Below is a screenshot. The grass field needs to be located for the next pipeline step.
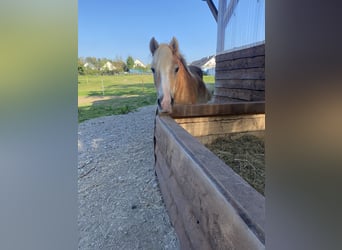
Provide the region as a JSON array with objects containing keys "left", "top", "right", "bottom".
[{"left": 78, "top": 74, "right": 215, "bottom": 123}]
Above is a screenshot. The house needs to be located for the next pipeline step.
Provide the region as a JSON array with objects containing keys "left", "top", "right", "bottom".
[
  {"left": 134, "top": 59, "right": 145, "bottom": 68},
  {"left": 101, "top": 61, "right": 116, "bottom": 71},
  {"left": 83, "top": 62, "right": 96, "bottom": 70},
  {"left": 190, "top": 55, "right": 216, "bottom": 75}
]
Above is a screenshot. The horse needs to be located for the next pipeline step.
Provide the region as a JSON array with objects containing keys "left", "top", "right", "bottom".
[{"left": 149, "top": 37, "right": 212, "bottom": 113}]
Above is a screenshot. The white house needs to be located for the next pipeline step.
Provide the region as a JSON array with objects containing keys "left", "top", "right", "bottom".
[
  {"left": 134, "top": 59, "right": 145, "bottom": 68},
  {"left": 190, "top": 55, "right": 216, "bottom": 75},
  {"left": 101, "top": 61, "right": 116, "bottom": 71},
  {"left": 83, "top": 62, "right": 96, "bottom": 70}
]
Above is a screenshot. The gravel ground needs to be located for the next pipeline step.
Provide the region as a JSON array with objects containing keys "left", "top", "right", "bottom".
[{"left": 78, "top": 105, "right": 180, "bottom": 250}]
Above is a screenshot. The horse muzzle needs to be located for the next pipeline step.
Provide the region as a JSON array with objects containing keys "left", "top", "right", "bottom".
[{"left": 157, "top": 96, "right": 174, "bottom": 114}]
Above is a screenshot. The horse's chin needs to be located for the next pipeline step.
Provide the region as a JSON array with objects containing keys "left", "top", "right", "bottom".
[
  {"left": 158, "top": 98, "right": 173, "bottom": 114},
  {"left": 158, "top": 105, "right": 173, "bottom": 114}
]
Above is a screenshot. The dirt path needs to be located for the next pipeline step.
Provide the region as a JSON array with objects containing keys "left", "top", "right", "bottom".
[
  {"left": 78, "top": 95, "right": 139, "bottom": 106},
  {"left": 78, "top": 105, "right": 179, "bottom": 249}
]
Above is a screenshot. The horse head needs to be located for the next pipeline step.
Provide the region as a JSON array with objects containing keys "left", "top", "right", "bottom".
[
  {"left": 150, "top": 37, "right": 182, "bottom": 113},
  {"left": 150, "top": 37, "right": 211, "bottom": 113}
]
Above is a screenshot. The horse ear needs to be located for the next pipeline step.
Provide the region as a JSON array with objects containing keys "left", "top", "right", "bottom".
[
  {"left": 169, "top": 37, "right": 179, "bottom": 54},
  {"left": 150, "top": 37, "right": 159, "bottom": 55}
]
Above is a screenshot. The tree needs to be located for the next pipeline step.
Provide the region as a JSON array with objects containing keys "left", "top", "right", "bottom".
[
  {"left": 126, "top": 56, "right": 134, "bottom": 70},
  {"left": 78, "top": 65, "right": 85, "bottom": 75},
  {"left": 112, "top": 59, "right": 127, "bottom": 73},
  {"left": 85, "top": 57, "right": 97, "bottom": 66},
  {"left": 78, "top": 58, "right": 85, "bottom": 75}
]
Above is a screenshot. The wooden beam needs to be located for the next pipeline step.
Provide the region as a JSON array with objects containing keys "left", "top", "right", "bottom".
[
  {"left": 203, "top": 0, "right": 218, "bottom": 22},
  {"left": 215, "top": 68, "right": 265, "bottom": 80},
  {"left": 154, "top": 115, "right": 265, "bottom": 248},
  {"left": 169, "top": 102, "right": 265, "bottom": 118},
  {"left": 213, "top": 95, "right": 245, "bottom": 103},
  {"left": 215, "top": 79, "right": 265, "bottom": 90},
  {"left": 215, "top": 55, "right": 265, "bottom": 71},
  {"left": 216, "top": 0, "right": 226, "bottom": 53},
  {"left": 216, "top": 44, "right": 265, "bottom": 62},
  {"left": 175, "top": 114, "right": 265, "bottom": 138},
  {"left": 214, "top": 88, "right": 265, "bottom": 101}
]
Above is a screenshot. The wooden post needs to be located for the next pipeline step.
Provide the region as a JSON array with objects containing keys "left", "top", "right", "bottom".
[
  {"left": 216, "top": 0, "right": 227, "bottom": 53},
  {"left": 101, "top": 79, "right": 104, "bottom": 96},
  {"left": 141, "top": 78, "right": 144, "bottom": 92}
]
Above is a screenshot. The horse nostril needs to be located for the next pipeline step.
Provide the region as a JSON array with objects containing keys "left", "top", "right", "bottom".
[
  {"left": 157, "top": 98, "right": 162, "bottom": 108},
  {"left": 171, "top": 97, "right": 174, "bottom": 105}
]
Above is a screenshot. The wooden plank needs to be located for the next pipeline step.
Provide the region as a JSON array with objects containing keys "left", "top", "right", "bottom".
[
  {"left": 175, "top": 114, "right": 265, "bottom": 138},
  {"left": 215, "top": 68, "right": 265, "bottom": 80},
  {"left": 214, "top": 44, "right": 265, "bottom": 102},
  {"left": 216, "top": 55, "right": 265, "bottom": 71},
  {"left": 212, "top": 95, "right": 243, "bottom": 103},
  {"left": 170, "top": 102, "right": 265, "bottom": 118},
  {"left": 214, "top": 88, "right": 265, "bottom": 101},
  {"left": 154, "top": 115, "right": 265, "bottom": 249},
  {"left": 215, "top": 79, "right": 265, "bottom": 90},
  {"left": 154, "top": 147, "right": 212, "bottom": 250},
  {"left": 216, "top": 44, "right": 265, "bottom": 62},
  {"left": 213, "top": 93, "right": 264, "bottom": 102}
]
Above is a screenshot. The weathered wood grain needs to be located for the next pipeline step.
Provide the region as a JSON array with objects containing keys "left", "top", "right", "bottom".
[
  {"left": 213, "top": 43, "right": 265, "bottom": 103},
  {"left": 216, "top": 44, "right": 265, "bottom": 62},
  {"left": 170, "top": 102, "right": 265, "bottom": 118},
  {"left": 214, "top": 88, "right": 265, "bottom": 101},
  {"left": 154, "top": 146, "right": 212, "bottom": 250},
  {"left": 154, "top": 115, "right": 265, "bottom": 249},
  {"left": 215, "top": 79, "right": 265, "bottom": 90},
  {"left": 175, "top": 114, "right": 265, "bottom": 138},
  {"left": 215, "top": 55, "right": 265, "bottom": 71},
  {"left": 212, "top": 95, "right": 243, "bottom": 102},
  {"left": 215, "top": 68, "right": 265, "bottom": 80}
]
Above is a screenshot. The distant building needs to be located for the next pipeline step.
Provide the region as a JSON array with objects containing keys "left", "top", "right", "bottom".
[
  {"left": 83, "top": 62, "right": 96, "bottom": 70},
  {"left": 190, "top": 55, "right": 216, "bottom": 76},
  {"left": 101, "top": 61, "right": 116, "bottom": 71},
  {"left": 134, "top": 59, "right": 145, "bottom": 68}
]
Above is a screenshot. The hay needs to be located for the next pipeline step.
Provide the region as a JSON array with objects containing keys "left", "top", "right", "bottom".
[{"left": 205, "top": 134, "right": 265, "bottom": 195}]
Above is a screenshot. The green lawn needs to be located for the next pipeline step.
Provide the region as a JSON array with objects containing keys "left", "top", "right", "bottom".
[{"left": 78, "top": 74, "right": 215, "bottom": 123}]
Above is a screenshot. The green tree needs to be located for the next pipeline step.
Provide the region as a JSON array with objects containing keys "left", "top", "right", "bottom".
[
  {"left": 78, "top": 65, "right": 85, "bottom": 75},
  {"left": 85, "top": 57, "right": 97, "bottom": 66},
  {"left": 112, "top": 59, "right": 127, "bottom": 73},
  {"left": 78, "top": 58, "right": 85, "bottom": 75},
  {"left": 126, "top": 56, "right": 134, "bottom": 70}
]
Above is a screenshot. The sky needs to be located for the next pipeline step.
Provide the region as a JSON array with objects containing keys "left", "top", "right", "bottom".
[{"left": 78, "top": 0, "right": 218, "bottom": 65}]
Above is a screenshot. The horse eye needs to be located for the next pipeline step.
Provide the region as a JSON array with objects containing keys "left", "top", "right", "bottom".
[
  {"left": 151, "top": 67, "right": 155, "bottom": 73},
  {"left": 175, "top": 67, "right": 179, "bottom": 73}
]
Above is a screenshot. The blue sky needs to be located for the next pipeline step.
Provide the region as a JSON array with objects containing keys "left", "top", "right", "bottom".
[{"left": 78, "top": 0, "right": 218, "bottom": 65}]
